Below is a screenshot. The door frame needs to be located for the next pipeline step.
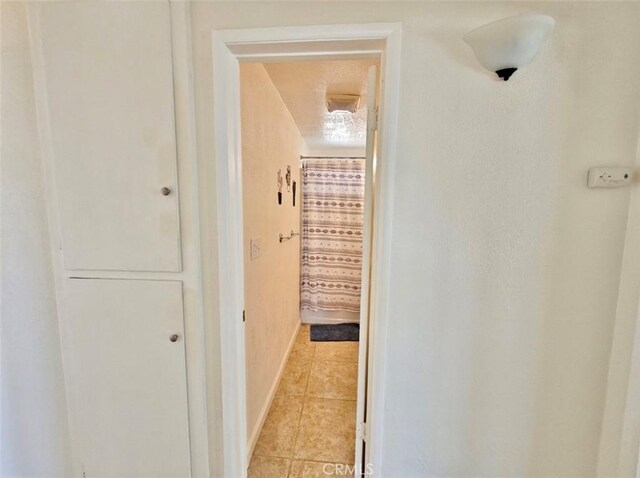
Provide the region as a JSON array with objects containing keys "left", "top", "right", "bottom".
[{"left": 210, "top": 23, "right": 401, "bottom": 477}]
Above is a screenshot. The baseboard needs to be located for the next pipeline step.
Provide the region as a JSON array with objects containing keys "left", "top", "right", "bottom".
[{"left": 246, "top": 321, "right": 300, "bottom": 461}]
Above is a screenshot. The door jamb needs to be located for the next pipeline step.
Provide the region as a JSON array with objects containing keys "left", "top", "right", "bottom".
[{"left": 210, "top": 23, "right": 401, "bottom": 477}]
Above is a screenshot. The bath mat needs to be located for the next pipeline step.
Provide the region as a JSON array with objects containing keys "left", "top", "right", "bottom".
[{"left": 310, "top": 323, "right": 359, "bottom": 342}]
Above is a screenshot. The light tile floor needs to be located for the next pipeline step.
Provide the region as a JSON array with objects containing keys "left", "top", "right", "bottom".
[{"left": 249, "top": 324, "right": 359, "bottom": 478}]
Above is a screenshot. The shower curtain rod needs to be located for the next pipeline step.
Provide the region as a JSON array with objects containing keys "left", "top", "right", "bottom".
[{"left": 300, "top": 155, "right": 365, "bottom": 159}]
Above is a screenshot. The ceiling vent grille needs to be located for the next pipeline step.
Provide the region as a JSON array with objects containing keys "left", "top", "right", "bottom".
[{"left": 326, "top": 94, "right": 361, "bottom": 113}]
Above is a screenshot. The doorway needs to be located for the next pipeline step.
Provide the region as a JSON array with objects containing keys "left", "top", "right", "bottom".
[
  {"left": 241, "top": 58, "right": 375, "bottom": 476},
  {"left": 211, "top": 24, "right": 401, "bottom": 477}
]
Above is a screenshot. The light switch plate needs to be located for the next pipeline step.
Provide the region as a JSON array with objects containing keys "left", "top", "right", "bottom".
[
  {"left": 588, "top": 167, "right": 633, "bottom": 188},
  {"left": 250, "top": 237, "right": 262, "bottom": 260}
]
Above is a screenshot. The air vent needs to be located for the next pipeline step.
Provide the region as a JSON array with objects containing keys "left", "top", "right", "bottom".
[{"left": 326, "top": 94, "right": 360, "bottom": 114}]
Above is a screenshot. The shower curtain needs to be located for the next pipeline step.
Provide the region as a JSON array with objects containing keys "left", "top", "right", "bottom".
[{"left": 301, "top": 157, "right": 365, "bottom": 314}]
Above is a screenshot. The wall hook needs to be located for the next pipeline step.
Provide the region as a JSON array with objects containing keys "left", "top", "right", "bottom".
[{"left": 286, "top": 165, "right": 292, "bottom": 192}]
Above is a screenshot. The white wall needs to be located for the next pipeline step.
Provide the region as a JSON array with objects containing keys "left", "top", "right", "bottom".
[
  {"left": 598, "top": 134, "right": 640, "bottom": 475},
  {"left": 191, "top": 3, "right": 640, "bottom": 477},
  {"left": 240, "top": 63, "right": 305, "bottom": 449},
  {"left": 1, "top": 3, "right": 72, "bottom": 476}
]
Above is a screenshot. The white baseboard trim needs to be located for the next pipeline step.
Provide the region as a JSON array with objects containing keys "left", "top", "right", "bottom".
[{"left": 246, "top": 321, "right": 300, "bottom": 461}]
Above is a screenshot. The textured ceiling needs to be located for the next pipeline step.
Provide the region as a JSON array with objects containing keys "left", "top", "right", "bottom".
[{"left": 263, "top": 58, "right": 379, "bottom": 152}]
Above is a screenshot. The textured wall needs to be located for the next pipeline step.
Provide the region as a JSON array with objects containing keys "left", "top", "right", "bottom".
[
  {"left": 1, "top": 3, "right": 72, "bottom": 476},
  {"left": 240, "top": 63, "right": 305, "bottom": 450},
  {"left": 191, "top": 2, "right": 640, "bottom": 476}
]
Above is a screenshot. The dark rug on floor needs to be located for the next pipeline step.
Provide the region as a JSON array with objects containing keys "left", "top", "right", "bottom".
[{"left": 310, "top": 323, "right": 359, "bottom": 342}]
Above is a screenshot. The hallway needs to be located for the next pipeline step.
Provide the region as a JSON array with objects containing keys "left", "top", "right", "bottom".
[{"left": 248, "top": 325, "right": 359, "bottom": 477}]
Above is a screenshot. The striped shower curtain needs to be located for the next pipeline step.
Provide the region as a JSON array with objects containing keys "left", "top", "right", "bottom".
[{"left": 300, "top": 157, "right": 365, "bottom": 313}]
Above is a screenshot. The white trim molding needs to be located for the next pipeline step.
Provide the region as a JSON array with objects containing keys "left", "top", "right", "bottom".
[{"left": 209, "top": 23, "right": 401, "bottom": 477}]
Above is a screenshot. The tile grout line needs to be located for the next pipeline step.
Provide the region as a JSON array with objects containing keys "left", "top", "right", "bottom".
[
  {"left": 290, "top": 333, "right": 316, "bottom": 465},
  {"left": 295, "top": 458, "right": 355, "bottom": 466},
  {"left": 311, "top": 339, "right": 359, "bottom": 466},
  {"left": 252, "top": 452, "right": 293, "bottom": 459},
  {"left": 306, "top": 342, "right": 359, "bottom": 402},
  {"left": 304, "top": 396, "right": 358, "bottom": 403},
  {"left": 251, "top": 328, "right": 312, "bottom": 475},
  {"left": 251, "top": 329, "right": 360, "bottom": 476},
  {"left": 286, "top": 457, "right": 292, "bottom": 478},
  {"left": 313, "top": 358, "right": 359, "bottom": 364}
]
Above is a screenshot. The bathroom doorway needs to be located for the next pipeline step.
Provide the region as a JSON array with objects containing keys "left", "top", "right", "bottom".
[
  {"left": 210, "top": 24, "right": 401, "bottom": 477},
  {"left": 240, "top": 58, "right": 376, "bottom": 476}
]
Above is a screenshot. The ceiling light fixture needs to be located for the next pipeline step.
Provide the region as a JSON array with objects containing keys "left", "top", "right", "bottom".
[
  {"left": 463, "top": 13, "right": 555, "bottom": 81},
  {"left": 326, "top": 94, "right": 360, "bottom": 113}
]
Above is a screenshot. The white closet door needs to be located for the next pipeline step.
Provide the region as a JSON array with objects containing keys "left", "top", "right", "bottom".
[
  {"left": 63, "top": 279, "right": 191, "bottom": 478},
  {"left": 38, "top": 2, "right": 181, "bottom": 272}
]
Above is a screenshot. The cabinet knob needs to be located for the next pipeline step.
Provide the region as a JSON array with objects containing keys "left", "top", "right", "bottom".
[
  {"left": 161, "top": 187, "right": 172, "bottom": 196},
  {"left": 169, "top": 334, "right": 179, "bottom": 343}
]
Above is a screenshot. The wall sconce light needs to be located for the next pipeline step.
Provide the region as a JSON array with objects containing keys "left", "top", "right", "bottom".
[{"left": 463, "top": 13, "right": 555, "bottom": 81}]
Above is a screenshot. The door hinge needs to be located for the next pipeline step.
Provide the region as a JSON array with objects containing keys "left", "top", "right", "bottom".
[
  {"left": 368, "top": 107, "right": 379, "bottom": 133},
  {"left": 357, "top": 421, "right": 367, "bottom": 442},
  {"left": 242, "top": 310, "right": 246, "bottom": 322}
]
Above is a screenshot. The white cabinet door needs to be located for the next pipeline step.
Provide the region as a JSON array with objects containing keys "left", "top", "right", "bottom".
[
  {"left": 38, "top": 2, "right": 181, "bottom": 272},
  {"left": 63, "top": 279, "right": 191, "bottom": 478}
]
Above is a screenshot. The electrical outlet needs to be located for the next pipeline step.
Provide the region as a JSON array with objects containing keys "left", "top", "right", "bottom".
[{"left": 250, "top": 237, "right": 262, "bottom": 260}]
